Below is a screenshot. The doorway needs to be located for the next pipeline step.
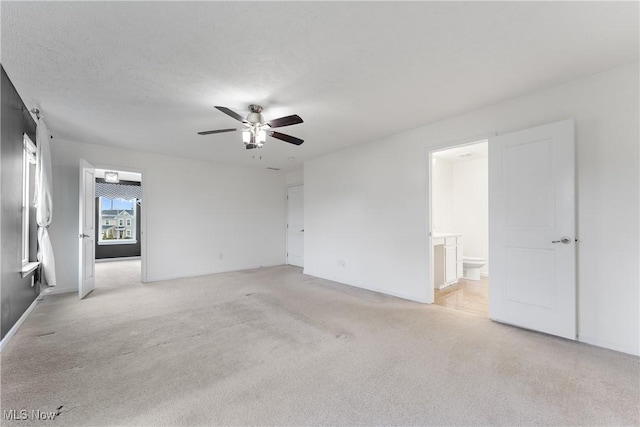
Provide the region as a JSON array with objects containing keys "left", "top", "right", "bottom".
[
  {"left": 94, "top": 168, "right": 143, "bottom": 289},
  {"left": 79, "top": 161, "right": 145, "bottom": 298},
  {"left": 430, "top": 140, "right": 489, "bottom": 317},
  {"left": 427, "top": 119, "right": 577, "bottom": 341}
]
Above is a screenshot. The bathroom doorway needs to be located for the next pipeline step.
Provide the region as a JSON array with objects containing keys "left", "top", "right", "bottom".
[{"left": 429, "top": 140, "right": 488, "bottom": 317}]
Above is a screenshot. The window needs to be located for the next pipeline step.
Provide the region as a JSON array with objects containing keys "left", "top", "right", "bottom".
[
  {"left": 22, "top": 135, "right": 36, "bottom": 266},
  {"left": 98, "top": 197, "right": 137, "bottom": 244}
]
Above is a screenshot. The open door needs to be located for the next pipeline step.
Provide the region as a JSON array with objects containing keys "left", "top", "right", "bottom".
[
  {"left": 287, "top": 185, "right": 304, "bottom": 267},
  {"left": 489, "top": 119, "right": 576, "bottom": 339},
  {"left": 79, "top": 159, "right": 95, "bottom": 299}
]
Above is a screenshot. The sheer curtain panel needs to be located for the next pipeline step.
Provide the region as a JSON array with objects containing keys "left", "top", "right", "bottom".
[{"left": 35, "top": 119, "right": 57, "bottom": 287}]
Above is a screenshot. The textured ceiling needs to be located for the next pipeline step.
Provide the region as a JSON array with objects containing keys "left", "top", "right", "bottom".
[{"left": 2, "top": 2, "right": 638, "bottom": 171}]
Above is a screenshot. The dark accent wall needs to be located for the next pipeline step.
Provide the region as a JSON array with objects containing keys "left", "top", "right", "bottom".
[
  {"left": 94, "top": 178, "right": 142, "bottom": 259},
  {"left": 1, "top": 66, "right": 39, "bottom": 340}
]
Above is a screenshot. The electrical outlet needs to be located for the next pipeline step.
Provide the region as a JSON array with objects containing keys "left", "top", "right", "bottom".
[
  {"left": 219, "top": 252, "right": 224, "bottom": 260},
  {"left": 338, "top": 259, "right": 346, "bottom": 267}
]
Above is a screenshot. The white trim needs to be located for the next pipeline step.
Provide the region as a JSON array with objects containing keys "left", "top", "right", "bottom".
[
  {"left": 578, "top": 334, "right": 639, "bottom": 357},
  {"left": 0, "top": 297, "right": 38, "bottom": 352},
  {"left": 97, "top": 240, "right": 137, "bottom": 246},
  {"left": 21, "top": 261, "right": 40, "bottom": 278},
  {"left": 43, "top": 286, "right": 75, "bottom": 295},
  {"left": 145, "top": 263, "right": 284, "bottom": 283},
  {"left": 95, "top": 256, "right": 141, "bottom": 263},
  {"left": 426, "top": 133, "right": 496, "bottom": 304},
  {"left": 426, "top": 149, "right": 435, "bottom": 304},
  {"left": 303, "top": 270, "right": 430, "bottom": 304},
  {"left": 22, "top": 134, "right": 36, "bottom": 267},
  {"left": 286, "top": 185, "right": 304, "bottom": 267}
]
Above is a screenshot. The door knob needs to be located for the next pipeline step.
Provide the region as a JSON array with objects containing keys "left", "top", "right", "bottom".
[
  {"left": 78, "top": 233, "right": 90, "bottom": 238},
  {"left": 551, "top": 236, "right": 571, "bottom": 244}
]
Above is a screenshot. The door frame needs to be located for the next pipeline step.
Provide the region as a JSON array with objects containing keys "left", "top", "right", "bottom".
[
  {"left": 79, "top": 159, "right": 96, "bottom": 299},
  {"left": 426, "top": 133, "right": 496, "bottom": 304},
  {"left": 286, "top": 184, "right": 304, "bottom": 267},
  {"left": 81, "top": 162, "right": 148, "bottom": 284}
]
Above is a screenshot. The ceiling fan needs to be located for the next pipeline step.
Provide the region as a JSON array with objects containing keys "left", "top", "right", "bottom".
[{"left": 198, "top": 104, "right": 304, "bottom": 149}]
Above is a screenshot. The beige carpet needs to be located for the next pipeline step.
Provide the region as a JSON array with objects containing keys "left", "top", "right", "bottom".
[{"left": 1, "top": 261, "right": 638, "bottom": 426}]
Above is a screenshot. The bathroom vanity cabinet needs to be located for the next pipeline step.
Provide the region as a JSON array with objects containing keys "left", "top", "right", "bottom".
[{"left": 432, "top": 233, "right": 463, "bottom": 289}]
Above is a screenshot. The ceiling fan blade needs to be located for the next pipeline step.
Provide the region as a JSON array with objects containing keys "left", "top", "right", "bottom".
[
  {"left": 268, "top": 131, "right": 304, "bottom": 145},
  {"left": 265, "top": 114, "right": 303, "bottom": 129},
  {"left": 197, "top": 128, "right": 239, "bottom": 135},
  {"left": 215, "top": 106, "right": 248, "bottom": 124}
]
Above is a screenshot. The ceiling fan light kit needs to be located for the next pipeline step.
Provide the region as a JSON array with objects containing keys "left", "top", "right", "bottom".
[{"left": 198, "top": 104, "right": 304, "bottom": 149}]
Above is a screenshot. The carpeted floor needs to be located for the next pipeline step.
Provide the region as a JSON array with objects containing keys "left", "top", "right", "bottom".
[{"left": 1, "top": 261, "right": 638, "bottom": 426}]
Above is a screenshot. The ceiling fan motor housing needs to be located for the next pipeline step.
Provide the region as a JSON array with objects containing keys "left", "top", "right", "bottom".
[{"left": 247, "top": 104, "right": 264, "bottom": 124}]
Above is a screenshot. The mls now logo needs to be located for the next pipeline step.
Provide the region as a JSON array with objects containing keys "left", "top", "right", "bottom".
[{"left": 4, "top": 408, "right": 61, "bottom": 421}]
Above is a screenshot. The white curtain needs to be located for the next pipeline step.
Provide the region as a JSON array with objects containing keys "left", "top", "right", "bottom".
[{"left": 35, "top": 119, "right": 57, "bottom": 287}]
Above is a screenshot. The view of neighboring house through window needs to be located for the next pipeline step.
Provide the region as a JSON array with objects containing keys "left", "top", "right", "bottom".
[{"left": 98, "top": 197, "right": 137, "bottom": 244}]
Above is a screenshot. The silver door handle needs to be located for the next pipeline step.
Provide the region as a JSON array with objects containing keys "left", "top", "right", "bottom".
[
  {"left": 300, "top": 229, "right": 304, "bottom": 232},
  {"left": 552, "top": 237, "right": 571, "bottom": 244},
  {"left": 78, "top": 234, "right": 90, "bottom": 238}
]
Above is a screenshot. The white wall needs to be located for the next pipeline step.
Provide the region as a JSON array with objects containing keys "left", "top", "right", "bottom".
[
  {"left": 50, "top": 140, "right": 286, "bottom": 292},
  {"left": 453, "top": 157, "right": 489, "bottom": 275},
  {"left": 285, "top": 168, "right": 304, "bottom": 187},
  {"left": 431, "top": 158, "right": 454, "bottom": 234},
  {"left": 305, "top": 63, "right": 639, "bottom": 355}
]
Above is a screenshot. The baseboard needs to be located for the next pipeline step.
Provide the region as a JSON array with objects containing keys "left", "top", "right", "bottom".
[
  {"left": 145, "top": 263, "right": 285, "bottom": 283},
  {"left": 0, "top": 297, "right": 39, "bottom": 352},
  {"left": 96, "top": 256, "right": 141, "bottom": 263},
  {"left": 437, "top": 281, "right": 456, "bottom": 290},
  {"left": 302, "top": 269, "right": 429, "bottom": 304},
  {"left": 44, "top": 286, "right": 76, "bottom": 295},
  {"left": 578, "top": 334, "right": 639, "bottom": 356}
]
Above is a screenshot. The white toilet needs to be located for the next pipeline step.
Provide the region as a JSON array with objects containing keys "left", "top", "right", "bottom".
[{"left": 463, "top": 257, "right": 485, "bottom": 281}]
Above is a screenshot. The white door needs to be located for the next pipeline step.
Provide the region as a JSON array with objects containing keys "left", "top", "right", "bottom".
[
  {"left": 79, "top": 159, "right": 96, "bottom": 299},
  {"left": 287, "top": 185, "right": 304, "bottom": 267},
  {"left": 489, "top": 119, "right": 576, "bottom": 339}
]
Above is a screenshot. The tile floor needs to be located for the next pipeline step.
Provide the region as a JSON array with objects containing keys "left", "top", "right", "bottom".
[{"left": 434, "top": 276, "right": 488, "bottom": 317}]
